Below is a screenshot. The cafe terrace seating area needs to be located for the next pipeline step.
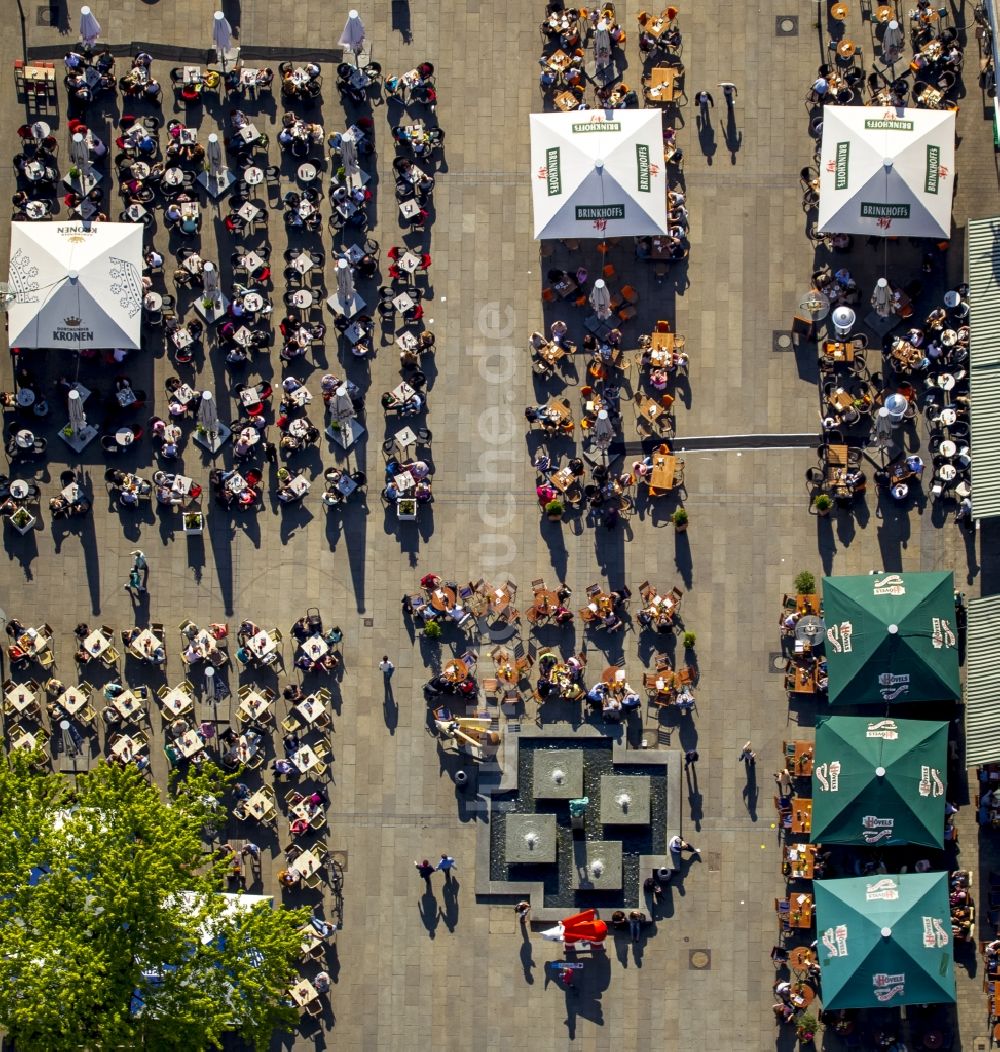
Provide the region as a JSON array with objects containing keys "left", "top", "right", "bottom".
[{"left": 6, "top": 45, "right": 447, "bottom": 540}]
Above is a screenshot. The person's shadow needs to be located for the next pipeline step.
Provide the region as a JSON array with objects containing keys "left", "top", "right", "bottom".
[
  {"left": 419, "top": 886, "right": 439, "bottom": 939},
  {"left": 519, "top": 922, "right": 535, "bottom": 984},
  {"left": 723, "top": 105, "right": 742, "bottom": 164},
  {"left": 742, "top": 761, "right": 759, "bottom": 820},
  {"left": 686, "top": 766, "right": 703, "bottom": 831},
  {"left": 696, "top": 111, "right": 717, "bottom": 165},
  {"left": 439, "top": 874, "right": 459, "bottom": 932},
  {"left": 383, "top": 677, "right": 397, "bottom": 735}
]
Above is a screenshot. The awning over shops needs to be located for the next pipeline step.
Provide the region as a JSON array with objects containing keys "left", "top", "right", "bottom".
[
  {"left": 967, "top": 216, "right": 1000, "bottom": 519},
  {"left": 964, "top": 593, "right": 1000, "bottom": 766}
]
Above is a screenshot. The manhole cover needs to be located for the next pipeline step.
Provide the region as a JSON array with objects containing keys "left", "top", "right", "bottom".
[
  {"left": 362, "top": 617, "right": 374, "bottom": 627},
  {"left": 775, "top": 15, "right": 798, "bottom": 34},
  {"left": 36, "top": 3, "right": 58, "bottom": 24},
  {"left": 769, "top": 652, "right": 787, "bottom": 673},
  {"left": 689, "top": 949, "right": 711, "bottom": 969},
  {"left": 706, "top": 852, "right": 722, "bottom": 873},
  {"left": 773, "top": 330, "right": 794, "bottom": 352}
]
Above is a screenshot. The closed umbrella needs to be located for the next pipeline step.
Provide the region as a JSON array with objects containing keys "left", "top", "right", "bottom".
[
  {"left": 340, "top": 133, "right": 360, "bottom": 181},
  {"left": 871, "top": 277, "right": 893, "bottom": 318},
  {"left": 67, "top": 389, "right": 86, "bottom": 435},
  {"left": 336, "top": 258, "right": 355, "bottom": 304},
  {"left": 869, "top": 405, "right": 893, "bottom": 454},
  {"left": 206, "top": 133, "right": 223, "bottom": 176},
  {"left": 594, "top": 408, "right": 614, "bottom": 456},
  {"left": 202, "top": 261, "right": 219, "bottom": 299},
  {"left": 329, "top": 384, "right": 356, "bottom": 424},
  {"left": 79, "top": 5, "right": 101, "bottom": 46},
  {"left": 882, "top": 19, "right": 903, "bottom": 63},
  {"left": 589, "top": 278, "right": 612, "bottom": 319},
  {"left": 212, "top": 11, "right": 232, "bottom": 53},
  {"left": 70, "top": 133, "right": 91, "bottom": 183},
  {"left": 595, "top": 22, "right": 612, "bottom": 68},
  {"left": 338, "top": 10, "right": 367, "bottom": 66},
  {"left": 198, "top": 391, "right": 219, "bottom": 433}
]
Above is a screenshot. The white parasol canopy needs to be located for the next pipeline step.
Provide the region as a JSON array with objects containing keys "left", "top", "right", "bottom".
[
  {"left": 7, "top": 222, "right": 143, "bottom": 350},
  {"left": 818, "top": 106, "right": 955, "bottom": 239},
  {"left": 79, "top": 5, "right": 101, "bottom": 46},
  {"left": 530, "top": 109, "right": 668, "bottom": 239},
  {"left": 339, "top": 10, "right": 366, "bottom": 63}
]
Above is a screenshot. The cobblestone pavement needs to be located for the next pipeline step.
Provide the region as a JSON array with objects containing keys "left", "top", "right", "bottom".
[{"left": 1, "top": 0, "right": 998, "bottom": 1048}]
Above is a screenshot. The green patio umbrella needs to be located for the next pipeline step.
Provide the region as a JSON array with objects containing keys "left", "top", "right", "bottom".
[
  {"left": 811, "top": 716, "right": 948, "bottom": 848},
  {"left": 814, "top": 872, "right": 955, "bottom": 1010},
  {"left": 822, "top": 572, "right": 959, "bottom": 705}
]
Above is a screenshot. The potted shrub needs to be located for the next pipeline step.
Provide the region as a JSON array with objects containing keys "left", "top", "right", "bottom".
[
  {"left": 813, "top": 493, "right": 833, "bottom": 517},
  {"left": 182, "top": 512, "right": 204, "bottom": 534},
  {"left": 10, "top": 507, "right": 32, "bottom": 531},
  {"left": 397, "top": 497, "right": 417, "bottom": 520},
  {"left": 545, "top": 498, "right": 564, "bottom": 521},
  {"left": 796, "top": 1012, "right": 818, "bottom": 1047},
  {"left": 423, "top": 620, "right": 442, "bottom": 640},
  {"left": 682, "top": 631, "right": 696, "bottom": 650},
  {"left": 68, "top": 165, "right": 81, "bottom": 180},
  {"left": 672, "top": 507, "right": 689, "bottom": 532},
  {"left": 201, "top": 295, "right": 217, "bottom": 310},
  {"left": 794, "top": 571, "right": 816, "bottom": 595}
]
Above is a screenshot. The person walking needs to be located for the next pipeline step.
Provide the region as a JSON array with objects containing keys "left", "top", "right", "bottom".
[
  {"left": 241, "top": 841, "right": 261, "bottom": 859},
  {"left": 124, "top": 564, "right": 142, "bottom": 594},
  {"left": 738, "top": 740, "right": 757, "bottom": 765},
  {"left": 436, "top": 853, "right": 456, "bottom": 881},
  {"left": 719, "top": 81, "right": 737, "bottom": 106},
  {"left": 684, "top": 748, "right": 699, "bottom": 771},
  {"left": 414, "top": 858, "right": 435, "bottom": 882},
  {"left": 668, "top": 834, "right": 699, "bottom": 856},
  {"left": 379, "top": 655, "right": 395, "bottom": 678},
  {"left": 130, "top": 549, "right": 148, "bottom": 590},
  {"left": 695, "top": 89, "right": 714, "bottom": 122},
  {"left": 514, "top": 900, "right": 531, "bottom": 922}
]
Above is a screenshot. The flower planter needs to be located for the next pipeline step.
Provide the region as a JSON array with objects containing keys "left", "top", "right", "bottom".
[
  {"left": 182, "top": 514, "right": 204, "bottom": 535},
  {"left": 397, "top": 499, "right": 417, "bottom": 521}
]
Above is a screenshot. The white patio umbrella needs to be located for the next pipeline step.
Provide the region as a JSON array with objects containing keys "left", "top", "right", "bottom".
[
  {"left": 329, "top": 384, "right": 356, "bottom": 423},
  {"left": 67, "top": 389, "right": 86, "bottom": 435},
  {"left": 336, "top": 258, "right": 355, "bottom": 303},
  {"left": 206, "top": 133, "right": 223, "bottom": 176},
  {"left": 198, "top": 390, "right": 219, "bottom": 433},
  {"left": 818, "top": 107, "right": 956, "bottom": 239},
  {"left": 872, "top": 277, "right": 894, "bottom": 317},
  {"left": 340, "top": 134, "right": 360, "bottom": 180},
  {"left": 529, "top": 110, "right": 668, "bottom": 239},
  {"left": 595, "top": 22, "right": 612, "bottom": 68},
  {"left": 79, "top": 5, "right": 101, "bottom": 46},
  {"left": 339, "top": 10, "right": 367, "bottom": 66},
  {"left": 589, "top": 278, "right": 612, "bottom": 319}
]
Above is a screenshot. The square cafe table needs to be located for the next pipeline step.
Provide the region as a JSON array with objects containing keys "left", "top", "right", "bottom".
[
  {"left": 398, "top": 251, "right": 420, "bottom": 274},
  {"left": 391, "top": 292, "right": 415, "bottom": 314},
  {"left": 791, "top": 798, "right": 813, "bottom": 835},
  {"left": 238, "top": 689, "right": 271, "bottom": 721},
  {"left": 293, "top": 743, "right": 323, "bottom": 774},
  {"left": 175, "top": 729, "right": 204, "bottom": 759},
  {"left": 236, "top": 124, "right": 261, "bottom": 145},
  {"left": 237, "top": 202, "right": 260, "bottom": 223},
  {"left": 289, "top": 978, "right": 319, "bottom": 1009},
  {"left": 113, "top": 689, "right": 144, "bottom": 721},
  {"left": 300, "top": 634, "right": 329, "bottom": 661},
  {"left": 111, "top": 733, "right": 144, "bottom": 761},
  {"left": 289, "top": 252, "right": 314, "bottom": 275},
  {"left": 292, "top": 848, "right": 323, "bottom": 877},
  {"left": 247, "top": 630, "right": 276, "bottom": 660},
  {"left": 294, "top": 696, "right": 327, "bottom": 727},
  {"left": 129, "top": 629, "right": 163, "bottom": 660},
  {"left": 788, "top": 892, "right": 814, "bottom": 928},
  {"left": 648, "top": 454, "right": 676, "bottom": 490},
  {"left": 5, "top": 684, "right": 37, "bottom": 712},
  {"left": 160, "top": 685, "right": 194, "bottom": 717},
  {"left": 10, "top": 730, "right": 39, "bottom": 753},
  {"left": 83, "top": 629, "right": 111, "bottom": 659},
  {"left": 58, "top": 686, "right": 90, "bottom": 716},
  {"left": 246, "top": 788, "right": 273, "bottom": 821},
  {"left": 291, "top": 798, "right": 324, "bottom": 824}
]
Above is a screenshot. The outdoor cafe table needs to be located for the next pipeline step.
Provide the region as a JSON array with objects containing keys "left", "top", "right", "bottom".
[
  {"left": 795, "top": 615, "right": 825, "bottom": 645},
  {"left": 129, "top": 629, "right": 163, "bottom": 661},
  {"left": 16, "top": 628, "right": 49, "bottom": 656},
  {"left": 790, "top": 663, "right": 817, "bottom": 694},
  {"left": 290, "top": 798, "right": 324, "bottom": 824},
  {"left": 787, "top": 892, "right": 814, "bottom": 929},
  {"left": 548, "top": 466, "right": 576, "bottom": 494},
  {"left": 428, "top": 585, "right": 457, "bottom": 612},
  {"left": 235, "top": 123, "right": 262, "bottom": 146},
  {"left": 645, "top": 66, "right": 680, "bottom": 103},
  {"left": 538, "top": 341, "right": 567, "bottom": 368},
  {"left": 788, "top": 946, "right": 817, "bottom": 975},
  {"left": 823, "top": 340, "right": 856, "bottom": 364},
  {"left": 489, "top": 586, "right": 513, "bottom": 615},
  {"left": 112, "top": 689, "right": 144, "bottom": 722},
  {"left": 292, "top": 847, "right": 323, "bottom": 878},
  {"left": 4, "top": 683, "right": 37, "bottom": 713},
  {"left": 293, "top": 743, "right": 323, "bottom": 775},
  {"left": 532, "top": 589, "right": 561, "bottom": 617},
  {"left": 288, "top": 978, "right": 320, "bottom": 1009},
  {"left": 299, "top": 924, "right": 324, "bottom": 956},
  {"left": 650, "top": 331, "right": 677, "bottom": 352},
  {"left": 784, "top": 739, "right": 815, "bottom": 776},
  {"left": 443, "top": 658, "right": 468, "bottom": 683},
  {"left": 554, "top": 90, "right": 581, "bottom": 112},
  {"left": 247, "top": 629, "right": 277, "bottom": 660},
  {"left": 10, "top": 729, "right": 41, "bottom": 753},
  {"left": 784, "top": 843, "right": 817, "bottom": 880},
  {"left": 238, "top": 689, "right": 271, "bottom": 722},
  {"left": 294, "top": 696, "right": 328, "bottom": 727},
  {"left": 175, "top": 729, "right": 205, "bottom": 759},
  {"left": 789, "top": 982, "right": 815, "bottom": 1009},
  {"left": 58, "top": 685, "right": 90, "bottom": 716},
  {"left": 791, "top": 798, "right": 813, "bottom": 835},
  {"left": 392, "top": 291, "right": 416, "bottom": 314},
  {"left": 160, "top": 685, "right": 194, "bottom": 717},
  {"left": 111, "top": 733, "right": 145, "bottom": 762},
  {"left": 246, "top": 788, "right": 273, "bottom": 821},
  {"left": 397, "top": 251, "right": 421, "bottom": 274},
  {"left": 648, "top": 453, "right": 676, "bottom": 490},
  {"left": 647, "top": 592, "right": 678, "bottom": 622}
]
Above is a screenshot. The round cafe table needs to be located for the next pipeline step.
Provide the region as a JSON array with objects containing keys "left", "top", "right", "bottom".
[
  {"left": 24, "top": 201, "right": 48, "bottom": 219},
  {"left": 443, "top": 658, "right": 468, "bottom": 683},
  {"left": 131, "top": 161, "right": 151, "bottom": 179},
  {"left": 16, "top": 388, "right": 35, "bottom": 407},
  {"left": 938, "top": 440, "right": 957, "bottom": 457},
  {"left": 937, "top": 463, "right": 957, "bottom": 482},
  {"left": 831, "top": 1, "right": 849, "bottom": 18},
  {"left": 162, "top": 167, "right": 184, "bottom": 186},
  {"left": 298, "top": 162, "right": 318, "bottom": 182},
  {"left": 31, "top": 121, "right": 51, "bottom": 139},
  {"left": 115, "top": 428, "right": 135, "bottom": 446},
  {"left": 9, "top": 480, "right": 29, "bottom": 499},
  {"left": 836, "top": 38, "right": 857, "bottom": 58},
  {"left": 428, "top": 585, "right": 457, "bottom": 612},
  {"left": 875, "top": 3, "right": 894, "bottom": 19},
  {"left": 289, "top": 289, "right": 312, "bottom": 308},
  {"left": 144, "top": 292, "right": 163, "bottom": 311},
  {"left": 15, "top": 430, "right": 34, "bottom": 448},
  {"left": 243, "top": 292, "right": 264, "bottom": 312},
  {"left": 940, "top": 329, "right": 958, "bottom": 347},
  {"left": 244, "top": 166, "right": 264, "bottom": 186},
  {"left": 938, "top": 407, "right": 957, "bottom": 426},
  {"left": 955, "top": 479, "right": 971, "bottom": 498},
  {"left": 937, "top": 373, "right": 955, "bottom": 390}
]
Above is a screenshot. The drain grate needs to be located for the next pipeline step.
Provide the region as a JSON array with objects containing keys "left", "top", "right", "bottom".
[
  {"left": 689, "top": 949, "right": 712, "bottom": 970},
  {"left": 706, "top": 852, "right": 722, "bottom": 873},
  {"left": 770, "top": 652, "right": 787, "bottom": 673},
  {"left": 362, "top": 617, "right": 374, "bottom": 627},
  {"left": 773, "top": 330, "right": 795, "bottom": 352},
  {"left": 36, "top": 4, "right": 58, "bottom": 24},
  {"left": 775, "top": 15, "right": 799, "bottom": 35}
]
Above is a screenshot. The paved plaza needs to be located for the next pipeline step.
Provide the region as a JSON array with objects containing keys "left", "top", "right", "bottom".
[{"left": 2, "top": 0, "right": 999, "bottom": 1048}]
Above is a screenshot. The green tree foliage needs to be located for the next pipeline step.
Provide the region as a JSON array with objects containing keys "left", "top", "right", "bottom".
[{"left": 0, "top": 753, "right": 309, "bottom": 1050}]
